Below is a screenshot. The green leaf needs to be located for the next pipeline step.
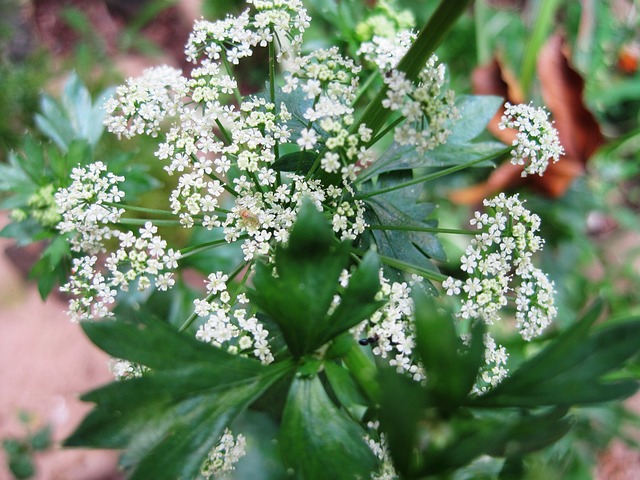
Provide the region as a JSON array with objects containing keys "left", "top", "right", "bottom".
[
  {"left": 279, "top": 375, "right": 378, "bottom": 480},
  {"left": 415, "top": 409, "right": 571, "bottom": 477},
  {"left": 358, "top": 95, "right": 504, "bottom": 182},
  {"left": 66, "top": 316, "right": 294, "bottom": 480},
  {"left": 248, "top": 199, "right": 382, "bottom": 357},
  {"left": 378, "top": 366, "right": 428, "bottom": 476},
  {"left": 363, "top": 179, "right": 445, "bottom": 282},
  {"left": 413, "top": 293, "right": 485, "bottom": 407},
  {"left": 446, "top": 95, "right": 504, "bottom": 144},
  {"left": 474, "top": 301, "right": 640, "bottom": 407},
  {"left": 324, "top": 360, "right": 369, "bottom": 418},
  {"left": 271, "top": 150, "right": 317, "bottom": 174},
  {"left": 0, "top": 151, "right": 35, "bottom": 194}
]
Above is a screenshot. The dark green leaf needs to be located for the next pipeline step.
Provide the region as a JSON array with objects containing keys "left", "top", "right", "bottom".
[
  {"left": 271, "top": 150, "right": 317, "bottom": 174},
  {"left": 378, "top": 367, "right": 428, "bottom": 476},
  {"left": 364, "top": 179, "right": 445, "bottom": 281},
  {"left": 279, "top": 375, "right": 377, "bottom": 480},
  {"left": 474, "top": 301, "right": 640, "bottom": 407},
  {"left": 249, "top": 200, "right": 382, "bottom": 357},
  {"left": 413, "top": 293, "right": 485, "bottom": 407},
  {"left": 67, "top": 316, "right": 294, "bottom": 480},
  {"left": 324, "top": 361, "right": 369, "bottom": 418}
]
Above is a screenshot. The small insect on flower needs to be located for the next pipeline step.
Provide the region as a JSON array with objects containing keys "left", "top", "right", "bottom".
[
  {"left": 358, "top": 334, "right": 380, "bottom": 346},
  {"left": 238, "top": 208, "right": 260, "bottom": 229}
]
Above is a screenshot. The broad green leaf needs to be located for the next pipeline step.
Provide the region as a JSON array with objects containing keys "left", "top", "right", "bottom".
[
  {"left": 249, "top": 200, "right": 382, "bottom": 357},
  {"left": 446, "top": 95, "right": 504, "bottom": 144},
  {"left": 413, "top": 293, "right": 485, "bottom": 407},
  {"left": 279, "top": 375, "right": 377, "bottom": 480},
  {"left": 66, "top": 316, "right": 294, "bottom": 480},
  {"left": 271, "top": 150, "right": 316, "bottom": 174},
  {"left": 363, "top": 179, "right": 445, "bottom": 283},
  {"left": 324, "top": 360, "right": 369, "bottom": 419},
  {"left": 474, "top": 302, "right": 640, "bottom": 407},
  {"left": 378, "top": 366, "right": 428, "bottom": 476}
]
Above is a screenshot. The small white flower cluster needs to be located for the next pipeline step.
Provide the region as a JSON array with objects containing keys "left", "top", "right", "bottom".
[
  {"left": 360, "top": 32, "right": 458, "bottom": 153},
  {"left": 352, "top": 271, "right": 424, "bottom": 381},
  {"left": 186, "top": 0, "right": 310, "bottom": 65},
  {"left": 200, "top": 428, "right": 247, "bottom": 479},
  {"left": 499, "top": 102, "right": 564, "bottom": 177},
  {"left": 461, "top": 332, "right": 509, "bottom": 394},
  {"left": 364, "top": 422, "right": 397, "bottom": 480},
  {"left": 108, "top": 358, "right": 147, "bottom": 381},
  {"left": 443, "top": 193, "right": 557, "bottom": 341},
  {"left": 104, "top": 66, "right": 189, "bottom": 139},
  {"left": 61, "top": 221, "right": 180, "bottom": 322},
  {"left": 56, "top": 161, "right": 125, "bottom": 254},
  {"left": 195, "top": 278, "right": 273, "bottom": 364},
  {"left": 285, "top": 47, "right": 377, "bottom": 180}
]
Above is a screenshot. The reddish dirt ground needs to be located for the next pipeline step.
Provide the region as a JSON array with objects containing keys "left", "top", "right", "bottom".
[{"left": 0, "top": 213, "right": 123, "bottom": 479}]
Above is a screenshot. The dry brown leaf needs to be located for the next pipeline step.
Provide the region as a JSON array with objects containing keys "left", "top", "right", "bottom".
[
  {"left": 537, "top": 32, "right": 604, "bottom": 165},
  {"left": 450, "top": 32, "right": 605, "bottom": 205}
]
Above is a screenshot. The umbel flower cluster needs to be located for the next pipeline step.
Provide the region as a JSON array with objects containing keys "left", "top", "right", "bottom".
[{"left": 53, "top": 0, "right": 564, "bottom": 475}]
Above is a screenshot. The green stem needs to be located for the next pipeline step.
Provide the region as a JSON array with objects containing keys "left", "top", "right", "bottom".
[
  {"left": 351, "top": 0, "right": 474, "bottom": 137},
  {"left": 179, "top": 235, "right": 248, "bottom": 259},
  {"left": 352, "top": 70, "right": 380, "bottom": 106},
  {"left": 351, "top": 248, "right": 448, "bottom": 283},
  {"left": 475, "top": 0, "right": 491, "bottom": 65},
  {"left": 520, "top": 0, "right": 561, "bottom": 96},
  {"left": 178, "top": 260, "right": 250, "bottom": 332},
  {"left": 222, "top": 51, "right": 243, "bottom": 105},
  {"left": 356, "top": 147, "right": 510, "bottom": 199},
  {"left": 105, "top": 202, "right": 176, "bottom": 216},
  {"left": 369, "top": 225, "right": 477, "bottom": 235},
  {"left": 367, "top": 116, "right": 405, "bottom": 148},
  {"left": 269, "top": 33, "right": 280, "bottom": 160},
  {"left": 190, "top": 153, "right": 238, "bottom": 197},
  {"left": 215, "top": 118, "right": 232, "bottom": 144}
]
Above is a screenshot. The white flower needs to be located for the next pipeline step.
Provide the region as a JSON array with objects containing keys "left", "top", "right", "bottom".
[
  {"left": 297, "top": 128, "right": 318, "bottom": 150},
  {"left": 499, "top": 102, "right": 564, "bottom": 177},
  {"left": 200, "top": 428, "right": 247, "bottom": 479},
  {"left": 445, "top": 194, "right": 556, "bottom": 342}
]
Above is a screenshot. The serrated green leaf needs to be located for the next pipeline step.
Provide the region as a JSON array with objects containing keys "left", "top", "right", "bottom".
[
  {"left": 279, "top": 375, "right": 378, "bottom": 480},
  {"left": 363, "top": 180, "right": 445, "bottom": 283},
  {"left": 66, "top": 316, "right": 294, "bottom": 480},
  {"left": 413, "top": 293, "right": 485, "bottom": 407},
  {"left": 249, "top": 200, "right": 382, "bottom": 357},
  {"left": 474, "top": 301, "right": 640, "bottom": 407}
]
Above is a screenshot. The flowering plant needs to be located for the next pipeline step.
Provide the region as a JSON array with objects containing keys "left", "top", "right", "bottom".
[{"left": 2, "top": 0, "right": 640, "bottom": 478}]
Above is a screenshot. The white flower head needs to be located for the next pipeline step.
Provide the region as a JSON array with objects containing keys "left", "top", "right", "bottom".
[{"left": 499, "top": 102, "right": 564, "bottom": 177}]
